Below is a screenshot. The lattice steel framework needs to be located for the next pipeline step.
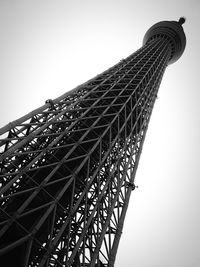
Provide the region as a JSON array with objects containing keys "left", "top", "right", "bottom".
[{"left": 0, "top": 19, "right": 186, "bottom": 267}]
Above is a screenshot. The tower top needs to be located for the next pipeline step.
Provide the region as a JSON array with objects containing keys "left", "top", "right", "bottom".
[
  {"left": 143, "top": 18, "right": 186, "bottom": 64},
  {"left": 178, "top": 17, "right": 186, "bottom": 25}
]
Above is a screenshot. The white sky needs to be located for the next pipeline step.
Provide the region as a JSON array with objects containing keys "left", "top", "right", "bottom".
[{"left": 0, "top": 0, "right": 200, "bottom": 266}]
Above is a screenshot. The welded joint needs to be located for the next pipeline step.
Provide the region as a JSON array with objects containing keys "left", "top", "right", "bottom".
[
  {"left": 126, "top": 182, "right": 138, "bottom": 190},
  {"left": 45, "top": 99, "right": 55, "bottom": 110}
]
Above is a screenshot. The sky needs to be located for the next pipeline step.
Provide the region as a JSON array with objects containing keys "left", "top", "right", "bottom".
[{"left": 0, "top": 0, "right": 200, "bottom": 266}]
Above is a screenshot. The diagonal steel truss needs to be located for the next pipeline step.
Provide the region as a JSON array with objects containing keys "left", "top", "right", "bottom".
[{"left": 0, "top": 37, "right": 171, "bottom": 266}]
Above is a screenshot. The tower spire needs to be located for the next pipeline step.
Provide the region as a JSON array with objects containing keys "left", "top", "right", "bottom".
[{"left": 178, "top": 17, "right": 186, "bottom": 25}]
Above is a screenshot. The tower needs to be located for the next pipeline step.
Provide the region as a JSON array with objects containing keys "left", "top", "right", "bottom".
[{"left": 0, "top": 18, "right": 186, "bottom": 267}]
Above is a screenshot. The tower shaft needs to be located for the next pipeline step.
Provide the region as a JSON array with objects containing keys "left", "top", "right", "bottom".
[{"left": 0, "top": 19, "right": 186, "bottom": 267}]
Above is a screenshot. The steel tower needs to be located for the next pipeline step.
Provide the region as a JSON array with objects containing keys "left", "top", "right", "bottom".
[{"left": 0, "top": 18, "right": 186, "bottom": 267}]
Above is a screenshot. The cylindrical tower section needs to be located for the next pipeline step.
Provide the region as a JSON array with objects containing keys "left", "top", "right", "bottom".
[{"left": 143, "top": 17, "right": 186, "bottom": 64}]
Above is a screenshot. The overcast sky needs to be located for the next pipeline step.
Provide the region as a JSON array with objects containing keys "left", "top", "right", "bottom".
[{"left": 0, "top": 0, "right": 200, "bottom": 266}]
